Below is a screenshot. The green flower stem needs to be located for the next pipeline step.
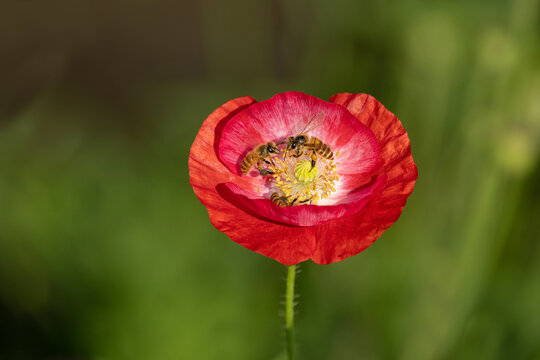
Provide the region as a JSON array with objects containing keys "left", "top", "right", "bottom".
[{"left": 285, "top": 264, "right": 296, "bottom": 360}]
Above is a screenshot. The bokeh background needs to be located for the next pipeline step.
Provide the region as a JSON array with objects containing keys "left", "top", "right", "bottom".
[{"left": 1, "top": 0, "right": 540, "bottom": 359}]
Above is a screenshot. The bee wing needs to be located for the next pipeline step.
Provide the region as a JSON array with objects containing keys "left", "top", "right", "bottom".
[
  {"left": 281, "top": 112, "right": 325, "bottom": 146},
  {"left": 299, "top": 112, "right": 324, "bottom": 134}
]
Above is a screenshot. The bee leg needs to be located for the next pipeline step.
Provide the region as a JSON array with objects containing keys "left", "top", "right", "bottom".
[
  {"left": 291, "top": 150, "right": 303, "bottom": 158},
  {"left": 310, "top": 151, "right": 317, "bottom": 169},
  {"left": 258, "top": 169, "right": 274, "bottom": 176},
  {"left": 299, "top": 198, "right": 311, "bottom": 204},
  {"left": 260, "top": 157, "right": 276, "bottom": 167},
  {"left": 289, "top": 197, "right": 298, "bottom": 206},
  {"left": 255, "top": 159, "right": 270, "bottom": 174}
]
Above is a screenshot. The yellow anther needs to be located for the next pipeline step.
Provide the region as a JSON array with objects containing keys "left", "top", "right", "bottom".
[{"left": 257, "top": 139, "right": 339, "bottom": 206}]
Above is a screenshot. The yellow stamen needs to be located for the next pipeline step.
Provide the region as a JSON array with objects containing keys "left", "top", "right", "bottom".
[{"left": 255, "top": 141, "right": 339, "bottom": 206}]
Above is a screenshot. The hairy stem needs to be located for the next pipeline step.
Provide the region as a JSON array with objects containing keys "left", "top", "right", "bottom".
[{"left": 285, "top": 264, "right": 296, "bottom": 360}]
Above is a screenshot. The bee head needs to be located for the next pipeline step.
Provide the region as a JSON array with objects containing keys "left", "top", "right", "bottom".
[
  {"left": 284, "top": 137, "right": 294, "bottom": 150},
  {"left": 267, "top": 142, "right": 278, "bottom": 154},
  {"left": 292, "top": 135, "right": 307, "bottom": 149}
]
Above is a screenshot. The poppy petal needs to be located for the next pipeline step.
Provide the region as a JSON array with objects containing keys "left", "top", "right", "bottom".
[
  {"left": 189, "top": 96, "right": 314, "bottom": 264},
  {"left": 221, "top": 174, "right": 386, "bottom": 227},
  {"left": 304, "top": 93, "right": 419, "bottom": 264},
  {"left": 218, "top": 91, "right": 380, "bottom": 176}
]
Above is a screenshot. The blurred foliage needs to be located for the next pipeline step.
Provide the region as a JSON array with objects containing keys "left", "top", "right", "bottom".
[{"left": 1, "top": 0, "right": 540, "bottom": 359}]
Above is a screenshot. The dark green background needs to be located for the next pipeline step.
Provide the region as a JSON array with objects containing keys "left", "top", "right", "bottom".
[{"left": 1, "top": 0, "right": 540, "bottom": 359}]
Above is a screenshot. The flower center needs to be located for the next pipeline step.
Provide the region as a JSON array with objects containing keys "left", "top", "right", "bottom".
[
  {"left": 294, "top": 160, "right": 318, "bottom": 183},
  {"left": 263, "top": 146, "right": 339, "bottom": 205}
]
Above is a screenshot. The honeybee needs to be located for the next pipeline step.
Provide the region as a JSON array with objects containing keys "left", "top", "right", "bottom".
[
  {"left": 280, "top": 112, "right": 333, "bottom": 168},
  {"left": 241, "top": 142, "right": 279, "bottom": 175},
  {"left": 270, "top": 192, "right": 312, "bottom": 207},
  {"left": 270, "top": 192, "right": 292, "bottom": 207}
]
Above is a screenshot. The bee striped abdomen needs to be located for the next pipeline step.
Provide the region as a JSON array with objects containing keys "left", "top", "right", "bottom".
[
  {"left": 270, "top": 192, "right": 289, "bottom": 207},
  {"left": 308, "top": 137, "right": 333, "bottom": 159},
  {"left": 241, "top": 151, "right": 257, "bottom": 174}
]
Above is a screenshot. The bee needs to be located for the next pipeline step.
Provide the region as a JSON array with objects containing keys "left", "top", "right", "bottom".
[
  {"left": 241, "top": 142, "right": 279, "bottom": 175},
  {"left": 280, "top": 112, "right": 333, "bottom": 168},
  {"left": 270, "top": 192, "right": 292, "bottom": 207},
  {"left": 270, "top": 192, "right": 312, "bottom": 207}
]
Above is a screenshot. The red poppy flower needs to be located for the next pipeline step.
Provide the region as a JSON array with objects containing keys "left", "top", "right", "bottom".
[{"left": 189, "top": 92, "right": 417, "bottom": 265}]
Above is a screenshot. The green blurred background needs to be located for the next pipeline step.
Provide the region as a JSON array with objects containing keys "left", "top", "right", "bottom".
[{"left": 1, "top": 0, "right": 540, "bottom": 359}]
